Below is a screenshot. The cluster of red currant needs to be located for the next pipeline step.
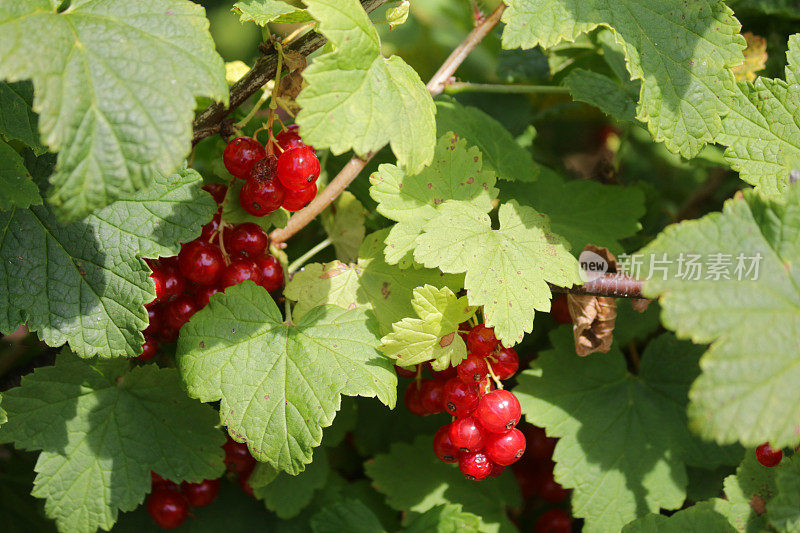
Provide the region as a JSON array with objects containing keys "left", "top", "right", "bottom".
[
  {"left": 399, "top": 323, "right": 526, "bottom": 480},
  {"left": 140, "top": 187, "right": 284, "bottom": 361},
  {"left": 223, "top": 125, "right": 321, "bottom": 216}
]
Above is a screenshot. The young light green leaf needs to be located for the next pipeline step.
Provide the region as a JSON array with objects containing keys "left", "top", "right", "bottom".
[
  {"left": 0, "top": 0, "right": 228, "bottom": 220},
  {"left": 176, "top": 281, "right": 396, "bottom": 475},
  {"left": 414, "top": 200, "right": 582, "bottom": 346},
  {"left": 405, "top": 504, "right": 484, "bottom": 533},
  {"left": 233, "top": 0, "right": 313, "bottom": 25},
  {"left": 562, "top": 68, "right": 639, "bottom": 123},
  {"left": 380, "top": 285, "right": 475, "bottom": 371},
  {"left": 0, "top": 139, "right": 41, "bottom": 210},
  {"left": 0, "top": 353, "right": 225, "bottom": 533},
  {"left": 623, "top": 502, "right": 736, "bottom": 532},
  {"left": 767, "top": 455, "right": 800, "bottom": 532},
  {"left": 370, "top": 132, "right": 498, "bottom": 267},
  {"left": 639, "top": 188, "right": 800, "bottom": 448},
  {"left": 311, "top": 499, "right": 386, "bottom": 533},
  {"left": 252, "top": 449, "right": 330, "bottom": 519},
  {"left": 435, "top": 98, "right": 539, "bottom": 182},
  {"left": 501, "top": 0, "right": 745, "bottom": 158},
  {"left": 297, "top": 0, "right": 435, "bottom": 172},
  {"left": 321, "top": 191, "right": 366, "bottom": 263},
  {"left": 0, "top": 81, "right": 42, "bottom": 152},
  {"left": 221, "top": 178, "right": 290, "bottom": 231},
  {"left": 0, "top": 167, "right": 216, "bottom": 358}
]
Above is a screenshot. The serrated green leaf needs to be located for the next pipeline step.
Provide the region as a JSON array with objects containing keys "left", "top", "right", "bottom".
[
  {"left": 252, "top": 449, "right": 330, "bottom": 519},
  {"left": 639, "top": 188, "right": 800, "bottom": 448},
  {"left": 435, "top": 98, "right": 539, "bottom": 182},
  {"left": 296, "top": 0, "right": 435, "bottom": 173},
  {"left": 321, "top": 191, "right": 366, "bottom": 263},
  {"left": 714, "top": 450, "right": 781, "bottom": 531},
  {"left": 370, "top": 132, "right": 498, "bottom": 267},
  {"left": 562, "top": 68, "right": 639, "bottom": 123},
  {"left": 0, "top": 81, "right": 43, "bottom": 151},
  {"left": 501, "top": 0, "right": 745, "bottom": 158},
  {"left": 284, "top": 229, "right": 463, "bottom": 333},
  {"left": 623, "top": 502, "right": 736, "bottom": 532},
  {"left": 176, "top": 281, "right": 396, "bottom": 475},
  {"left": 516, "top": 329, "right": 739, "bottom": 531},
  {"left": 0, "top": 0, "right": 227, "bottom": 220},
  {"left": 767, "top": 455, "right": 800, "bottom": 533},
  {"left": 380, "top": 285, "right": 475, "bottom": 371},
  {"left": 365, "top": 435, "right": 521, "bottom": 533},
  {"left": 0, "top": 353, "right": 225, "bottom": 533},
  {"left": 414, "top": 200, "right": 582, "bottom": 346},
  {"left": 233, "top": 0, "right": 313, "bottom": 25},
  {"left": 405, "top": 504, "right": 484, "bottom": 533},
  {"left": 0, "top": 166, "right": 216, "bottom": 358},
  {"left": 311, "top": 499, "right": 386, "bottom": 533},
  {"left": 221, "top": 178, "right": 290, "bottom": 231},
  {"left": 0, "top": 139, "right": 41, "bottom": 210}
]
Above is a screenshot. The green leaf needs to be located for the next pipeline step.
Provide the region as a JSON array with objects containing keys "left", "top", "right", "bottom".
[
  {"left": 176, "top": 281, "right": 396, "bottom": 475},
  {"left": 284, "top": 229, "right": 463, "bottom": 334},
  {"left": 500, "top": 0, "right": 745, "bottom": 158},
  {"left": 0, "top": 394, "right": 5, "bottom": 427},
  {"left": 380, "top": 285, "right": 475, "bottom": 371},
  {"left": 405, "top": 504, "right": 484, "bottom": 533},
  {"left": 562, "top": 68, "right": 639, "bottom": 123},
  {"left": 321, "top": 191, "right": 367, "bottom": 264},
  {"left": 0, "top": 81, "right": 42, "bottom": 151},
  {"left": 414, "top": 200, "right": 582, "bottom": 346},
  {"left": 370, "top": 132, "right": 498, "bottom": 267},
  {"left": 311, "top": 499, "right": 386, "bottom": 533},
  {"left": 221, "top": 177, "right": 290, "bottom": 231},
  {"left": 714, "top": 450, "right": 781, "bottom": 531},
  {"left": 0, "top": 353, "right": 225, "bottom": 533},
  {"left": 0, "top": 166, "right": 216, "bottom": 358},
  {"left": 351, "top": 395, "right": 443, "bottom": 457},
  {"left": 233, "top": 0, "right": 313, "bottom": 25},
  {"left": 767, "top": 455, "right": 800, "bottom": 533},
  {"left": 0, "top": 0, "right": 228, "bottom": 220},
  {"left": 252, "top": 449, "right": 330, "bottom": 519},
  {"left": 435, "top": 98, "right": 539, "bottom": 182},
  {"left": 365, "top": 435, "right": 521, "bottom": 533},
  {"left": 515, "top": 329, "right": 740, "bottom": 531},
  {"left": 727, "top": 0, "right": 800, "bottom": 18},
  {"left": 639, "top": 188, "right": 800, "bottom": 448},
  {"left": 623, "top": 502, "right": 736, "bottom": 532},
  {"left": 0, "top": 139, "right": 41, "bottom": 210},
  {"left": 297, "top": 0, "right": 435, "bottom": 173}
]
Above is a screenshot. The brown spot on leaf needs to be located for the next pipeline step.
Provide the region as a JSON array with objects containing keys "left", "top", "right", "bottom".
[{"left": 440, "top": 332, "right": 455, "bottom": 347}]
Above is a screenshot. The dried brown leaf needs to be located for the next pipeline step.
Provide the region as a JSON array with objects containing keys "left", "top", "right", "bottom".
[{"left": 569, "top": 246, "right": 619, "bottom": 356}]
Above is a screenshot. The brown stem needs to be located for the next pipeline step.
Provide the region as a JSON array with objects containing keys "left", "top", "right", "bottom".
[
  {"left": 269, "top": 3, "right": 507, "bottom": 244},
  {"left": 551, "top": 274, "right": 646, "bottom": 299}
]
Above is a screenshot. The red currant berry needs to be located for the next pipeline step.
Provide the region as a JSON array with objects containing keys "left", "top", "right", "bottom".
[
  {"left": 223, "top": 137, "right": 266, "bottom": 179},
  {"left": 178, "top": 240, "right": 225, "bottom": 286},
  {"left": 144, "top": 303, "right": 162, "bottom": 336},
  {"left": 249, "top": 155, "right": 278, "bottom": 181},
  {"left": 165, "top": 294, "right": 199, "bottom": 330},
  {"left": 489, "top": 463, "right": 505, "bottom": 477},
  {"left": 202, "top": 182, "right": 228, "bottom": 205},
  {"left": 466, "top": 324, "right": 499, "bottom": 356},
  {"left": 535, "top": 508, "right": 572, "bottom": 533},
  {"left": 537, "top": 469, "right": 569, "bottom": 503},
  {"left": 223, "top": 437, "right": 256, "bottom": 473},
  {"left": 239, "top": 176, "right": 284, "bottom": 216},
  {"left": 485, "top": 428, "right": 526, "bottom": 465},
  {"left": 277, "top": 146, "right": 320, "bottom": 191},
  {"left": 457, "top": 354, "right": 489, "bottom": 384},
  {"left": 254, "top": 254, "right": 284, "bottom": 292},
  {"left": 150, "top": 471, "right": 176, "bottom": 490},
  {"left": 428, "top": 363, "right": 457, "bottom": 380},
  {"left": 238, "top": 469, "right": 254, "bottom": 497},
  {"left": 180, "top": 478, "right": 220, "bottom": 507},
  {"left": 138, "top": 336, "right": 159, "bottom": 362},
  {"left": 490, "top": 346, "right": 519, "bottom": 380},
  {"left": 551, "top": 294, "right": 572, "bottom": 324},
  {"left": 195, "top": 285, "right": 222, "bottom": 308},
  {"left": 433, "top": 425, "right": 459, "bottom": 463},
  {"left": 521, "top": 424, "right": 556, "bottom": 461},
  {"left": 476, "top": 390, "right": 521, "bottom": 433},
  {"left": 449, "top": 416, "right": 486, "bottom": 453},
  {"left": 394, "top": 365, "right": 417, "bottom": 378},
  {"left": 151, "top": 263, "right": 186, "bottom": 302},
  {"left": 276, "top": 124, "right": 313, "bottom": 151},
  {"left": 146, "top": 488, "right": 189, "bottom": 530},
  {"left": 200, "top": 211, "right": 221, "bottom": 241},
  {"left": 404, "top": 381, "right": 429, "bottom": 417},
  {"left": 228, "top": 223, "right": 268, "bottom": 258},
  {"left": 419, "top": 379, "right": 446, "bottom": 414},
  {"left": 282, "top": 182, "right": 317, "bottom": 212},
  {"left": 459, "top": 451, "right": 494, "bottom": 481},
  {"left": 442, "top": 378, "right": 480, "bottom": 417},
  {"left": 756, "top": 442, "right": 783, "bottom": 467},
  {"left": 158, "top": 325, "right": 179, "bottom": 344},
  {"left": 221, "top": 258, "right": 262, "bottom": 289}
]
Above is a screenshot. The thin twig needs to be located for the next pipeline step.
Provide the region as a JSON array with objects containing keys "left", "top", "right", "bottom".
[
  {"left": 443, "top": 82, "right": 570, "bottom": 95},
  {"left": 287, "top": 238, "right": 332, "bottom": 274},
  {"left": 551, "top": 274, "right": 646, "bottom": 299}
]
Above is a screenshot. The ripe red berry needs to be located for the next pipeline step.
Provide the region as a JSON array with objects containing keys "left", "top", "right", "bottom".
[
  {"left": 404, "top": 381, "right": 429, "bottom": 417},
  {"left": 428, "top": 363, "right": 457, "bottom": 380},
  {"left": 223, "top": 437, "right": 256, "bottom": 473},
  {"left": 195, "top": 285, "right": 222, "bottom": 308},
  {"left": 151, "top": 263, "right": 186, "bottom": 302},
  {"left": 277, "top": 146, "right": 320, "bottom": 191},
  {"left": 394, "top": 365, "right": 417, "bottom": 378},
  {"left": 449, "top": 416, "right": 486, "bottom": 453},
  {"left": 254, "top": 254, "right": 284, "bottom": 292},
  {"left": 158, "top": 325, "right": 179, "bottom": 344},
  {"left": 459, "top": 451, "right": 494, "bottom": 481},
  {"left": 466, "top": 324, "right": 499, "bottom": 356},
  {"left": 138, "top": 336, "right": 159, "bottom": 362},
  {"left": 228, "top": 223, "right": 268, "bottom": 258},
  {"left": 476, "top": 390, "right": 521, "bottom": 433},
  {"left": 202, "top": 182, "right": 228, "bottom": 204},
  {"left": 223, "top": 137, "right": 266, "bottom": 179},
  {"left": 238, "top": 469, "right": 254, "bottom": 497},
  {"left": 282, "top": 182, "right": 317, "bottom": 212},
  {"left": 433, "top": 425, "right": 459, "bottom": 463},
  {"left": 535, "top": 508, "right": 572, "bottom": 533},
  {"left": 221, "top": 258, "right": 262, "bottom": 289},
  {"left": 180, "top": 478, "right": 220, "bottom": 507},
  {"left": 200, "top": 211, "right": 221, "bottom": 241},
  {"left": 457, "top": 354, "right": 489, "bottom": 384},
  {"left": 756, "top": 442, "right": 783, "bottom": 467},
  {"left": 485, "top": 428, "right": 526, "bottom": 465},
  {"left": 276, "top": 124, "right": 313, "bottom": 151},
  {"left": 144, "top": 304, "right": 162, "bottom": 336},
  {"left": 419, "top": 379, "right": 446, "bottom": 414},
  {"left": 165, "top": 294, "right": 199, "bottom": 330},
  {"left": 489, "top": 463, "right": 505, "bottom": 477},
  {"left": 536, "top": 468, "right": 569, "bottom": 503},
  {"left": 146, "top": 488, "right": 189, "bottom": 530},
  {"left": 490, "top": 346, "right": 519, "bottom": 380},
  {"left": 150, "top": 471, "right": 176, "bottom": 490},
  {"left": 551, "top": 294, "right": 572, "bottom": 324},
  {"left": 178, "top": 240, "right": 225, "bottom": 285},
  {"left": 239, "top": 176, "right": 285, "bottom": 216},
  {"left": 442, "top": 378, "right": 480, "bottom": 417}
]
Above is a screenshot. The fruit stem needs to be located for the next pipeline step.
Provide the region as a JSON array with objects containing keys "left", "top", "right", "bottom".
[
  {"left": 217, "top": 220, "right": 231, "bottom": 266},
  {"left": 282, "top": 22, "right": 316, "bottom": 46},
  {"left": 443, "top": 82, "right": 571, "bottom": 95},
  {"left": 486, "top": 360, "right": 503, "bottom": 390},
  {"left": 264, "top": 40, "right": 285, "bottom": 156},
  {"left": 287, "top": 238, "right": 332, "bottom": 274},
  {"left": 234, "top": 82, "right": 273, "bottom": 130}
]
